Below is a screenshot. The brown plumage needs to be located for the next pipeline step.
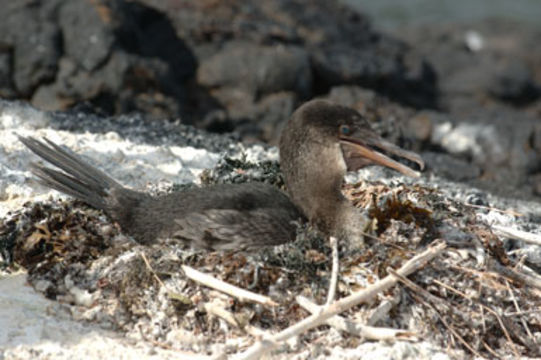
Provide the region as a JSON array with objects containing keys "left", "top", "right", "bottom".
[{"left": 20, "top": 100, "right": 424, "bottom": 250}]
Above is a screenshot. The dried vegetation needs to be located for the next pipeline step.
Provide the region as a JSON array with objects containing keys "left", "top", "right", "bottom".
[{"left": 1, "top": 159, "right": 540, "bottom": 358}]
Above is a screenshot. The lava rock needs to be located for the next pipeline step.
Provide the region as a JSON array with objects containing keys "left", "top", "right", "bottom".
[
  {"left": 326, "top": 85, "right": 541, "bottom": 199},
  {"left": 0, "top": 49, "right": 15, "bottom": 98},
  {"left": 0, "top": 0, "right": 438, "bottom": 141},
  {"left": 4, "top": 0, "right": 197, "bottom": 120},
  {"left": 431, "top": 106, "right": 540, "bottom": 172},
  {"left": 395, "top": 19, "right": 541, "bottom": 110},
  {"left": 422, "top": 152, "right": 482, "bottom": 182},
  {"left": 0, "top": 2, "right": 61, "bottom": 96},
  {"left": 198, "top": 42, "right": 312, "bottom": 98},
  {"left": 142, "top": 0, "right": 437, "bottom": 119},
  {"left": 490, "top": 60, "right": 540, "bottom": 105},
  {"left": 58, "top": 0, "right": 115, "bottom": 71}
]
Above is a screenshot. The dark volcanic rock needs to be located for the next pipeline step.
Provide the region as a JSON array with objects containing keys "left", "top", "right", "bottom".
[
  {"left": 34, "top": 50, "right": 190, "bottom": 118},
  {"left": 253, "top": 92, "right": 297, "bottom": 144},
  {"left": 0, "top": 48, "right": 15, "bottom": 98},
  {"left": 389, "top": 19, "right": 541, "bottom": 201},
  {"left": 1, "top": 0, "right": 197, "bottom": 119},
  {"left": 58, "top": 0, "right": 115, "bottom": 71},
  {"left": 395, "top": 20, "right": 541, "bottom": 111},
  {"left": 489, "top": 60, "right": 540, "bottom": 105},
  {"left": 422, "top": 152, "right": 482, "bottom": 182},
  {"left": 179, "top": 0, "right": 435, "bottom": 106},
  {"left": 312, "top": 41, "right": 436, "bottom": 109},
  {"left": 424, "top": 107, "right": 541, "bottom": 199},
  {"left": 431, "top": 106, "right": 540, "bottom": 173},
  {"left": 198, "top": 42, "right": 311, "bottom": 98},
  {"left": 323, "top": 85, "right": 541, "bottom": 200},
  {"left": 113, "top": 1, "right": 196, "bottom": 84},
  {"left": 2, "top": 0, "right": 540, "bottom": 202},
  {"left": 0, "top": 0, "right": 436, "bottom": 140},
  {"left": 0, "top": 2, "right": 61, "bottom": 97}
]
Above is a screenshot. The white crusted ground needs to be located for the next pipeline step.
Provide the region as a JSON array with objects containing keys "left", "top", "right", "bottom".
[
  {"left": 0, "top": 112, "right": 220, "bottom": 217},
  {"left": 0, "top": 102, "right": 272, "bottom": 359},
  {"left": 1, "top": 100, "right": 539, "bottom": 359},
  {"left": 0, "top": 273, "right": 191, "bottom": 360}
]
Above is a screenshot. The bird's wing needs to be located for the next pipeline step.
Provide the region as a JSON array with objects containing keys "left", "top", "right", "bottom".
[{"left": 173, "top": 208, "right": 299, "bottom": 251}]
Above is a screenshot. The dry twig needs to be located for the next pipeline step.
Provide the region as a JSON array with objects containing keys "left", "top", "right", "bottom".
[
  {"left": 326, "top": 236, "right": 339, "bottom": 305},
  {"left": 203, "top": 300, "right": 242, "bottom": 329},
  {"left": 366, "top": 296, "right": 399, "bottom": 326},
  {"left": 140, "top": 252, "right": 191, "bottom": 304},
  {"left": 505, "top": 281, "right": 534, "bottom": 340},
  {"left": 430, "top": 274, "right": 521, "bottom": 358},
  {"left": 140, "top": 252, "right": 167, "bottom": 288},
  {"left": 182, "top": 265, "right": 278, "bottom": 307},
  {"left": 492, "top": 224, "right": 541, "bottom": 246},
  {"left": 387, "top": 268, "right": 484, "bottom": 358},
  {"left": 482, "top": 340, "right": 501, "bottom": 359},
  {"left": 233, "top": 240, "right": 446, "bottom": 360},
  {"left": 488, "top": 259, "right": 541, "bottom": 290},
  {"left": 296, "top": 295, "right": 417, "bottom": 341},
  {"left": 463, "top": 203, "right": 522, "bottom": 217},
  {"left": 202, "top": 298, "right": 268, "bottom": 339}
]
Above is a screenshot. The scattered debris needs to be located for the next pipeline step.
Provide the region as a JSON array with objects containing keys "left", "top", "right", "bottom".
[{"left": 2, "top": 160, "right": 540, "bottom": 358}]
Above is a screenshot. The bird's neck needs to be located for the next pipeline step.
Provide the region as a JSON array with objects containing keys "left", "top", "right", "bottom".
[{"left": 280, "top": 139, "right": 352, "bottom": 234}]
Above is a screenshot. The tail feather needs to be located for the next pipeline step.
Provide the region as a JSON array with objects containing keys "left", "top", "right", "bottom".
[
  {"left": 29, "top": 163, "right": 107, "bottom": 209},
  {"left": 19, "top": 136, "right": 123, "bottom": 211}
]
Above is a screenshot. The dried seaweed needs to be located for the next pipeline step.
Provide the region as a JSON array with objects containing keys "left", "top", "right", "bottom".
[
  {"left": 2, "top": 175, "right": 540, "bottom": 358},
  {"left": 200, "top": 156, "right": 284, "bottom": 187}
]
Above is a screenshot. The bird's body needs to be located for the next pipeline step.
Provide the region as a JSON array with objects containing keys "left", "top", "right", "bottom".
[
  {"left": 121, "top": 183, "right": 303, "bottom": 250},
  {"left": 20, "top": 137, "right": 303, "bottom": 251},
  {"left": 21, "top": 100, "right": 424, "bottom": 250}
]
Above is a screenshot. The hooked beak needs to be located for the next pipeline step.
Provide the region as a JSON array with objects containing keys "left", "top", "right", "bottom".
[{"left": 340, "top": 134, "right": 425, "bottom": 178}]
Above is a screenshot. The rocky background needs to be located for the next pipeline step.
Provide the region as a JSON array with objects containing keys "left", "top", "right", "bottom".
[
  {"left": 2, "top": 0, "right": 540, "bottom": 200},
  {"left": 1, "top": 0, "right": 541, "bottom": 359}
]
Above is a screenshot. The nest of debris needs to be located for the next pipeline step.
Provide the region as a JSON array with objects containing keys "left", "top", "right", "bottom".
[{"left": 1, "top": 156, "right": 540, "bottom": 359}]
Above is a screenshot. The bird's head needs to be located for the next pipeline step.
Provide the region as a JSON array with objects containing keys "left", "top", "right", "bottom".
[{"left": 281, "top": 99, "right": 424, "bottom": 178}]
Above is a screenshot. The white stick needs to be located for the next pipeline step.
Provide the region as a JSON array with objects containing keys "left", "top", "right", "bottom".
[
  {"left": 492, "top": 225, "right": 541, "bottom": 246},
  {"left": 182, "top": 265, "right": 278, "bottom": 307},
  {"left": 326, "top": 236, "right": 339, "bottom": 305},
  {"left": 297, "top": 295, "right": 417, "bottom": 341},
  {"left": 234, "top": 241, "right": 446, "bottom": 360}
]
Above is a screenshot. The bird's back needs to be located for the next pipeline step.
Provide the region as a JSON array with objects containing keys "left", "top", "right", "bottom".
[{"left": 129, "top": 182, "right": 304, "bottom": 250}]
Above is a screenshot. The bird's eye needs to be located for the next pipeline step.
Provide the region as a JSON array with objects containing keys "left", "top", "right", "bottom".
[{"left": 339, "top": 125, "right": 351, "bottom": 135}]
